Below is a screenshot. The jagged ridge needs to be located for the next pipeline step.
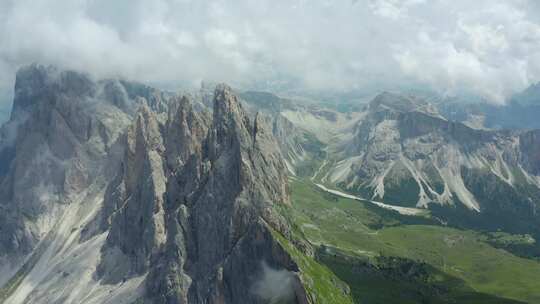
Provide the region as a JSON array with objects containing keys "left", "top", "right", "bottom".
[{"left": 0, "top": 65, "right": 323, "bottom": 304}]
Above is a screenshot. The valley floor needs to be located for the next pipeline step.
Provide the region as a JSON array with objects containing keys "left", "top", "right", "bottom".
[{"left": 287, "top": 178, "right": 540, "bottom": 304}]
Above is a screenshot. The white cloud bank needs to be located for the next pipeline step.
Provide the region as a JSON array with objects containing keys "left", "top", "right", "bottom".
[{"left": 1, "top": 0, "right": 540, "bottom": 103}]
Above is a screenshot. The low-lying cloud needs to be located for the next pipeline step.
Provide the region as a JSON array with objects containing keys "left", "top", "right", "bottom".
[
  {"left": 1, "top": 0, "right": 540, "bottom": 104},
  {"left": 252, "top": 262, "right": 297, "bottom": 304}
]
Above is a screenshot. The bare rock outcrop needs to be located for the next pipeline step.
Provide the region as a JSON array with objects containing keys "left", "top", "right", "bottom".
[{"left": 98, "top": 84, "right": 305, "bottom": 303}]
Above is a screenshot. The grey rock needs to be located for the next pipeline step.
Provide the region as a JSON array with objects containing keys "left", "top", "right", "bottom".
[{"left": 97, "top": 83, "right": 305, "bottom": 303}]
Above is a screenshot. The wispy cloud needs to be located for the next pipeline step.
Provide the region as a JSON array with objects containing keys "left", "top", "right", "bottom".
[{"left": 251, "top": 262, "right": 297, "bottom": 304}]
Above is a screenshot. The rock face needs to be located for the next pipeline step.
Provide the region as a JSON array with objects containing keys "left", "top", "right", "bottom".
[
  {"left": 0, "top": 65, "right": 311, "bottom": 304},
  {"left": 239, "top": 91, "right": 326, "bottom": 177},
  {"left": 103, "top": 82, "right": 295, "bottom": 303},
  {"left": 519, "top": 129, "right": 540, "bottom": 175},
  {"left": 0, "top": 65, "right": 131, "bottom": 262},
  {"left": 99, "top": 84, "right": 300, "bottom": 303}
]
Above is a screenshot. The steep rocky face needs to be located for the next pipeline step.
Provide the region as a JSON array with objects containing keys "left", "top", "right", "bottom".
[
  {"left": 270, "top": 115, "right": 316, "bottom": 175},
  {"left": 0, "top": 66, "right": 181, "bottom": 303},
  {"left": 0, "top": 65, "right": 133, "bottom": 262},
  {"left": 118, "top": 80, "right": 171, "bottom": 113},
  {"left": 95, "top": 84, "right": 308, "bottom": 303},
  {"left": 519, "top": 129, "right": 540, "bottom": 175},
  {"left": 98, "top": 104, "right": 168, "bottom": 280},
  {"left": 239, "top": 91, "right": 327, "bottom": 177}
]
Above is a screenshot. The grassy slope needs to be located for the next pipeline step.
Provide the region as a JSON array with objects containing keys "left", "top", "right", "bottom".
[
  {"left": 288, "top": 178, "right": 540, "bottom": 304},
  {"left": 270, "top": 228, "right": 355, "bottom": 304},
  {"left": 317, "top": 249, "right": 526, "bottom": 304}
]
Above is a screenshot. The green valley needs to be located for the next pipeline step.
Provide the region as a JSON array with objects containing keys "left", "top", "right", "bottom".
[{"left": 284, "top": 178, "right": 540, "bottom": 303}]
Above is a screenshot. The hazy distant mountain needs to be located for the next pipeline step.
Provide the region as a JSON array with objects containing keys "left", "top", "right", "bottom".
[
  {"left": 512, "top": 82, "right": 540, "bottom": 106},
  {"left": 258, "top": 91, "right": 540, "bottom": 237},
  {"left": 438, "top": 83, "right": 540, "bottom": 130}
]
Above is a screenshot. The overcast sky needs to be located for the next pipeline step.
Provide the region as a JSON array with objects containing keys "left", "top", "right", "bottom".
[{"left": 1, "top": 0, "right": 540, "bottom": 105}]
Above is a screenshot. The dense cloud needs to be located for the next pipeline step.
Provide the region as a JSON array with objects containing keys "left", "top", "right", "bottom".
[{"left": 1, "top": 0, "right": 540, "bottom": 103}]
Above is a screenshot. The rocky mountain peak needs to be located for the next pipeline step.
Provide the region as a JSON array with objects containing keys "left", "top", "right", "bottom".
[
  {"left": 368, "top": 92, "right": 441, "bottom": 118},
  {"left": 369, "top": 92, "right": 416, "bottom": 112},
  {"left": 133, "top": 103, "right": 165, "bottom": 153},
  {"left": 213, "top": 84, "right": 240, "bottom": 116},
  {"left": 165, "top": 95, "right": 208, "bottom": 171},
  {"left": 208, "top": 84, "right": 255, "bottom": 159},
  {"left": 12, "top": 64, "right": 95, "bottom": 119},
  {"left": 91, "top": 82, "right": 296, "bottom": 302},
  {"left": 212, "top": 85, "right": 252, "bottom": 134},
  {"left": 204, "top": 84, "right": 290, "bottom": 213},
  {"left": 0, "top": 65, "right": 134, "bottom": 271}
]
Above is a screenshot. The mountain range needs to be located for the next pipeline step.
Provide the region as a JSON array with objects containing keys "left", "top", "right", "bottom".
[{"left": 0, "top": 65, "right": 539, "bottom": 303}]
